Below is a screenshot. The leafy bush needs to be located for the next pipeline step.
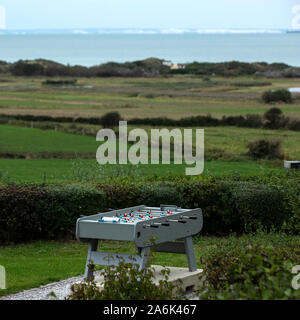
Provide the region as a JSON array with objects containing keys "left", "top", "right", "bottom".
[
  {"left": 239, "top": 114, "right": 264, "bottom": 128},
  {"left": 128, "top": 114, "right": 220, "bottom": 127},
  {"left": 205, "top": 148, "right": 235, "bottom": 161},
  {"left": 263, "top": 107, "right": 289, "bottom": 129},
  {"left": 10, "top": 61, "right": 44, "bottom": 76},
  {"left": 67, "top": 260, "right": 179, "bottom": 300},
  {"left": 262, "top": 89, "right": 292, "bottom": 104},
  {"left": 200, "top": 243, "right": 300, "bottom": 299},
  {"left": 287, "top": 119, "right": 300, "bottom": 131},
  {"left": 136, "top": 183, "right": 184, "bottom": 207},
  {"left": 0, "top": 184, "right": 106, "bottom": 243},
  {"left": 224, "top": 182, "right": 290, "bottom": 232},
  {"left": 99, "top": 112, "right": 122, "bottom": 128},
  {"left": 232, "top": 80, "right": 272, "bottom": 87},
  {"left": 247, "top": 139, "right": 283, "bottom": 159}
]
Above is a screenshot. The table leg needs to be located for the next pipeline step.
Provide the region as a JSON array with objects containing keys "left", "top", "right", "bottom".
[
  {"left": 137, "top": 247, "right": 150, "bottom": 271},
  {"left": 184, "top": 237, "right": 197, "bottom": 272},
  {"left": 84, "top": 239, "right": 98, "bottom": 281}
]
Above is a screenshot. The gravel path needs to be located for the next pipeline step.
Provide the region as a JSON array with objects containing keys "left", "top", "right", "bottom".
[
  {"left": 0, "top": 271, "right": 105, "bottom": 300},
  {"left": 0, "top": 270, "right": 200, "bottom": 300},
  {"left": 0, "top": 275, "right": 85, "bottom": 300}
]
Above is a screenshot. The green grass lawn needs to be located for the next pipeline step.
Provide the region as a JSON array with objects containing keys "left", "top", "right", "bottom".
[
  {"left": 0, "top": 125, "right": 98, "bottom": 154},
  {"left": 133, "top": 125, "right": 300, "bottom": 159},
  {"left": 0, "top": 233, "right": 299, "bottom": 297},
  {"left": 1, "top": 124, "right": 300, "bottom": 159},
  {"left": 0, "top": 158, "right": 279, "bottom": 182},
  {"left": 0, "top": 124, "right": 291, "bottom": 182}
]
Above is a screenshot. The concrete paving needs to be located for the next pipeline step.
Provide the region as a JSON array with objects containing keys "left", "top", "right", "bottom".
[
  {"left": 151, "top": 265, "right": 204, "bottom": 295},
  {"left": 0, "top": 266, "right": 204, "bottom": 300}
]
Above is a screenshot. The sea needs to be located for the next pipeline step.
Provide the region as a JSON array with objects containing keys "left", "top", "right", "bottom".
[{"left": 0, "top": 29, "right": 299, "bottom": 67}]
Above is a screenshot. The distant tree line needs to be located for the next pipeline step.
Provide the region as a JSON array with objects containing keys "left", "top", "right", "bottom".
[
  {"left": 1, "top": 58, "right": 169, "bottom": 78},
  {"left": 0, "top": 58, "right": 299, "bottom": 78}
]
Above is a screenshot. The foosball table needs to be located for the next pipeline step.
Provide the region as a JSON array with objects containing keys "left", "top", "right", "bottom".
[{"left": 76, "top": 205, "right": 203, "bottom": 281}]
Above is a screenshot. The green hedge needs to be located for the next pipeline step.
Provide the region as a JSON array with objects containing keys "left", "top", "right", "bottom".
[
  {"left": 0, "top": 176, "right": 298, "bottom": 243},
  {"left": 0, "top": 184, "right": 106, "bottom": 243},
  {"left": 2, "top": 109, "right": 300, "bottom": 131},
  {"left": 98, "top": 179, "right": 294, "bottom": 235}
]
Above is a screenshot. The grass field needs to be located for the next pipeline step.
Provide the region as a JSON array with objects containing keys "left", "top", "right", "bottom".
[
  {"left": 0, "top": 75, "right": 299, "bottom": 120},
  {"left": 0, "top": 125, "right": 98, "bottom": 154},
  {"left": 2, "top": 124, "right": 300, "bottom": 158},
  {"left": 1, "top": 233, "right": 299, "bottom": 297},
  {"left": 0, "top": 122, "right": 298, "bottom": 182},
  {"left": 0, "top": 123, "right": 293, "bottom": 182},
  {"left": 0, "top": 158, "right": 278, "bottom": 182}
]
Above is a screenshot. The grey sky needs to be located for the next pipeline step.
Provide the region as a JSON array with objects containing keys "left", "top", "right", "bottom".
[{"left": 0, "top": 0, "right": 298, "bottom": 30}]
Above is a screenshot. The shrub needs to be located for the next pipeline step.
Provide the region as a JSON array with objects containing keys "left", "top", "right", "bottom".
[
  {"left": 136, "top": 183, "right": 184, "bottom": 207},
  {"left": 99, "top": 112, "right": 122, "bottom": 128},
  {"left": 263, "top": 107, "right": 289, "bottom": 129},
  {"left": 262, "top": 89, "right": 292, "bottom": 104},
  {"left": 42, "top": 79, "right": 77, "bottom": 86},
  {"left": 240, "top": 114, "right": 263, "bottom": 128},
  {"left": 0, "top": 184, "right": 106, "bottom": 243},
  {"left": 10, "top": 61, "right": 44, "bottom": 76},
  {"left": 67, "top": 260, "right": 179, "bottom": 300},
  {"left": 176, "top": 179, "right": 293, "bottom": 234},
  {"left": 247, "top": 139, "right": 283, "bottom": 159},
  {"left": 232, "top": 80, "right": 272, "bottom": 87},
  {"left": 200, "top": 243, "right": 300, "bottom": 299},
  {"left": 287, "top": 119, "right": 300, "bottom": 131},
  {"left": 224, "top": 182, "right": 291, "bottom": 232},
  {"left": 204, "top": 148, "right": 235, "bottom": 161}
]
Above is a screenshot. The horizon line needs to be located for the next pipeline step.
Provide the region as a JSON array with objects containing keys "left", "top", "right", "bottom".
[{"left": 0, "top": 27, "right": 294, "bottom": 35}]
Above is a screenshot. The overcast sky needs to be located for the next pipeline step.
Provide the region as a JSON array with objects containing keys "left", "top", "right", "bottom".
[{"left": 0, "top": 0, "right": 298, "bottom": 30}]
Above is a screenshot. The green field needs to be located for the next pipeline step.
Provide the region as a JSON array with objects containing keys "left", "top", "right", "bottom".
[
  {"left": 0, "top": 75, "right": 299, "bottom": 120},
  {"left": 0, "top": 125, "right": 97, "bottom": 154},
  {"left": 0, "top": 158, "right": 278, "bottom": 182},
  {"left": 1, "top": 233, "right": 299, "bottom": 297},
  {"left": 0, "top": 124, "right": 293, "bottom": 182}
]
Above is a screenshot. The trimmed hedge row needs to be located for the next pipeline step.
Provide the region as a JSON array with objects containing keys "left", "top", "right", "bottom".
[
  {"left": 2, "top": 110, "right": 300, "bottom": 132},
  {"left": 0, "top": 176, "right": 298, "bottom": 243},
  {"left": 98, "top": 180, "right": 294, "bottom": 234},
  {"left": 0, "top": 184, "right": 106, "bottom": 243},
  {"left": 2, "top": 113, "right": 253, "bottom": 128}
]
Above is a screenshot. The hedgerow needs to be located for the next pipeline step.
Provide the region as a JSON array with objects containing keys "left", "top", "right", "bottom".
[
  {"left": 0, "top": 171, "right": 299, "bottom": 243},
  {"left": 1, "top": 107, "right": 300, "bottom": 131},
  {"left": 0, "top": 184, "right": 106, "bottom": 243}
]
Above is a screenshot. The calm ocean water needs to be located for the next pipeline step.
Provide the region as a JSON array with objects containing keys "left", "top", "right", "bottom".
[{"left": 0, "top": 33, "right": 299, "bottom": 67}]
